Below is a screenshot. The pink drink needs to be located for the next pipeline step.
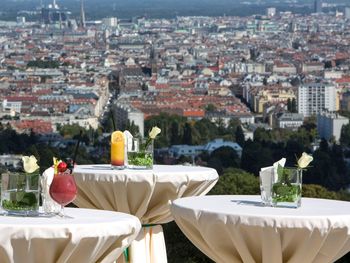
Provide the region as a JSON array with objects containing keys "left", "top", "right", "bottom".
[{"left": 49, "top": 173, "right": 77, "bottom": 206}]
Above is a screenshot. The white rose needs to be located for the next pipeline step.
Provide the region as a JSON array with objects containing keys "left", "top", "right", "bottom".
[
  {"left": 22, "top": 155, "right": 40, "bottom": 173},
  {"left": 149, "top": 126, "right": 161, "bottom": 139},
  {"left": 297, "top": 152, "right": 313, "bottom": 169}
]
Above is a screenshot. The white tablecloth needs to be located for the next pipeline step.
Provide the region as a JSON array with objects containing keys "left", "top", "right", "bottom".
[
  {"left": 72, "top": 164, "right": 219, "bottom": 263},
  {"left": 171, "top": 195, "right": 350, "bottom": 263},
  {"left": 0, "top": 208, "right": 141, "bottom": 263}
]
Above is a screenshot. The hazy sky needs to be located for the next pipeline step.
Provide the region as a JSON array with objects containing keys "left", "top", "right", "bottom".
[{"left": 3, "top": 0, "right": 348, "bottom": 20}]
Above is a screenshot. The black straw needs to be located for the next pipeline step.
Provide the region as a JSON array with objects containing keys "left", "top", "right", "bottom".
[
  {"left": 111, "top": 109, "right": 116, "bottom": 131},
  {"left": 72, "top": 130, "right": 83, "bottom": 170}
]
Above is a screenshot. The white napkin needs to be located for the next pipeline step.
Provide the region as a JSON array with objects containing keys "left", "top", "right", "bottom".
[
  {"left": 41, "top": 167, "right": 61, "bottom": 213},
  {"left": 259, "top": 158, "right": 286, "bottom": 204},
  {"left": 124, "top": 130, "right": 133, "bottom": 166}
]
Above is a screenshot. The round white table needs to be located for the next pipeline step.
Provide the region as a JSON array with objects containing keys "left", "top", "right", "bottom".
[
  {"left": 171, "top": 195, "right": 350, "bottom": 263},
  {"left": 0, "top": 208, "right": 141, "bottom": 263},
  {"left": 72, "top": 164, "right": 219, "bottom": 263}
]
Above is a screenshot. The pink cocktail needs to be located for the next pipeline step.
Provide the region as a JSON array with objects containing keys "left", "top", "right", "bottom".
[{"left": 49, "top": 172, "right": 77, "bottom": 216}]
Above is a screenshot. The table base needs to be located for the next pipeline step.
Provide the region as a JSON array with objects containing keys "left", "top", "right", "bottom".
[{"left": 117, "top": 225, "right": 167, "bottom": 263}]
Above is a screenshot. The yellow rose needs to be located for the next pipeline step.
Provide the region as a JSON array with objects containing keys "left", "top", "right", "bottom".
[
  {"left": 149, "top": 126, "right": 161, "bottom": 139},
  {"left": 297, "top": 152, "right": 313, "bottom": 169},
  {"left": 22, "top": 155, "right": 40, "bottom": 173}
]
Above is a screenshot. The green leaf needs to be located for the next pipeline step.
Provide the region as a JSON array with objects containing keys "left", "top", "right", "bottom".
[
  {"left": 277, "top": 164, "right": 283, "bottom": 179},
  {"left": 16, "top": 191, "right": 25, "bottom": 202}
]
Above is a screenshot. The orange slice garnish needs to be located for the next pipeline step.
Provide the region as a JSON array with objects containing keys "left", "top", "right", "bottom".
[{"left": 111, "top": 131, "right": 124, "bottom": 143}]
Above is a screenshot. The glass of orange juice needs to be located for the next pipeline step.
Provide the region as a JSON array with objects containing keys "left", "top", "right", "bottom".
[{"left": 111, "top": 131, "right": 125, "bottom": 169}]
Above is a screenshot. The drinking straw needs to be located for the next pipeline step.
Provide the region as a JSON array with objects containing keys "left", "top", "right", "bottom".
[
  {"left": 72, "top": 130, "right": 83, "bottom": 171},
  {"left": 110, "top": 109, "right": 116, "bottom": 131}
]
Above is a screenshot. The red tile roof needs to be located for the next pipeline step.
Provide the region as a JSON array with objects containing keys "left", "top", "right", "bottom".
[{"left": 11, "top": 120, "right": 53, "bottom": 134}]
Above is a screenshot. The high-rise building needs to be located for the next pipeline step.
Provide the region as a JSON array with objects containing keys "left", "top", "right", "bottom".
[
  {"left": 345, "top": 7, "right": 350, "bottom": 19},
  {"left": 314, "top": 0, "right": 322, "bottom": 13},
  {"left": 266, "top": 7, "right": 276, "bottom": 18},
  {"left": 113, "top": 104, "right": 144, "bottom": 137},
  {"left": 102, "top": 17, "right": 118, "bottom": 27},
  {"left": 16, "top": 16, "right": 26, "bottom": 24},
  {"left": 41, "top": 0, "right": 70, "bottom": 26},
  {"left": 298, "top": 82, "right": 337, "bottom": 117},
  {"left": 52, "top": 0, "right": 58, "bottom": 9}
]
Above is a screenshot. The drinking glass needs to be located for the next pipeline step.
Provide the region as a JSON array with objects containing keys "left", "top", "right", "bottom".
[
  {"left": 1, "top": 172, "right": 40, "bottom": 216},
  {"left": 259, "top": 167, "right": 273, "bottom": 206},
  {"left": 49, "top": 171, "right": 77, "bottom": 217},
  {"left": 127, "top": 138, "right": 153, "bottom": 169},
  {"left": 111, "top": 131, "right": 125, "bottom": 169},
  {"left": 272, "top": 167, "right": 302, "bottom": 208}
]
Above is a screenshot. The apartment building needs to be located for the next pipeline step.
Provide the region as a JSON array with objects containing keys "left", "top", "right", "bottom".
[
  {"left": 317, "top": 111, "right": 349, "bottom": 142},
  {"left": 298, "top": 82, "right": 336, "bottom": 117}
]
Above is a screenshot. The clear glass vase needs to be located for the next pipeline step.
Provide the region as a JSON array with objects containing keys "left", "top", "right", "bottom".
[
  {"left": 272, "top": 168, "right": 302, "bottom": 208},
  {"left": 1, "top": 172, "right": 40, "bottom": 216},
  {"left": 127, "top": 138, "right": 153, "bottom": 169}
]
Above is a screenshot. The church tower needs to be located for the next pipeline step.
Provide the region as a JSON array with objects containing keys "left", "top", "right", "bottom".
[{"left": 80, "top": 0, "right": 86, "bottom": 28}]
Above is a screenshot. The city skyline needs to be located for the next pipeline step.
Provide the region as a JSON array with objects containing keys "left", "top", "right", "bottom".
[{"left": 1, "top": 0, "right": 350, "bottom": 21}]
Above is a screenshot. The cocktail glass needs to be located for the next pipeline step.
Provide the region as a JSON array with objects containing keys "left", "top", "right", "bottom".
[{"left": 49, "top": 171, "right": 77, "bottom": 217}]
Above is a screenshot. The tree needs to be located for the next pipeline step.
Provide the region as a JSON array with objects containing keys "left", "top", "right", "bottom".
[
  {"left": 287, "top": 98, "right": 292, "bottom": 112},
  {"left": 227, "top": 118, "right": 240, "bottom": 133},
  {"left": 235, "top": 126, "right": 245, "bottom": 147},
  {"left": 240, "top": 140, "right": 274, "bottom": 175},
  {"left": 183, "top": 122, "right": 193, "bottom": 145},
  {"left": 27, "top": 60, "right": 60, "bottom": 69},
  {"left": 215, "top": 118, "right": 226, "bottom": 136},
  {"left": 302, "top": 116, "right": 317, "bottom": 131},
  {"left": 170, "top": 121, "right": 181, "bottom": 145},
  {"left": 302, "top": 184, "right": 338, "bottom": 199},
  {"left": 205, "top": 104, "right": 217, "bottom": 113},
  {"left": 254, "top": 128, "right": 272, "bottom": 143},
  {"left": 164, "top": 221, "right": 212, "bottom": 263},
  {"left": 340, "top": 123, "right": 350, "bottom": 146},
  {"left": 291, "top": 98, "right": 297, "bottom": 113},
  {"left": 194, "top": 118, "right": 218, "bottom": 143},
  {"left": 209, "top": 146, "right": 240, "bottom": 170},
  {"left": 207, "top": 157, "right": 223, "bottom": 175},
  {"left": 304, "top": 150, "right": 339, "bottom": 190},
  {"left": 263, "top": 77, "right": 268, "bottom": 86},
  {"left": 58, "top": 124, "right": 84, "bottom": 139},
  {"left": 284, "top": 139, "right": 304, "bottom": 167},
  {"left": 209, "top": 168, "right": 260, "bottom": 195},
  {"left": 145, "top": 113, "right": 188, "bottom": 148},
  {"left": 35, "top": 145, "right": 59, "bottom": 173},
  {"left": 319, "top": 138, "right": 329, "bottom": 152}
]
